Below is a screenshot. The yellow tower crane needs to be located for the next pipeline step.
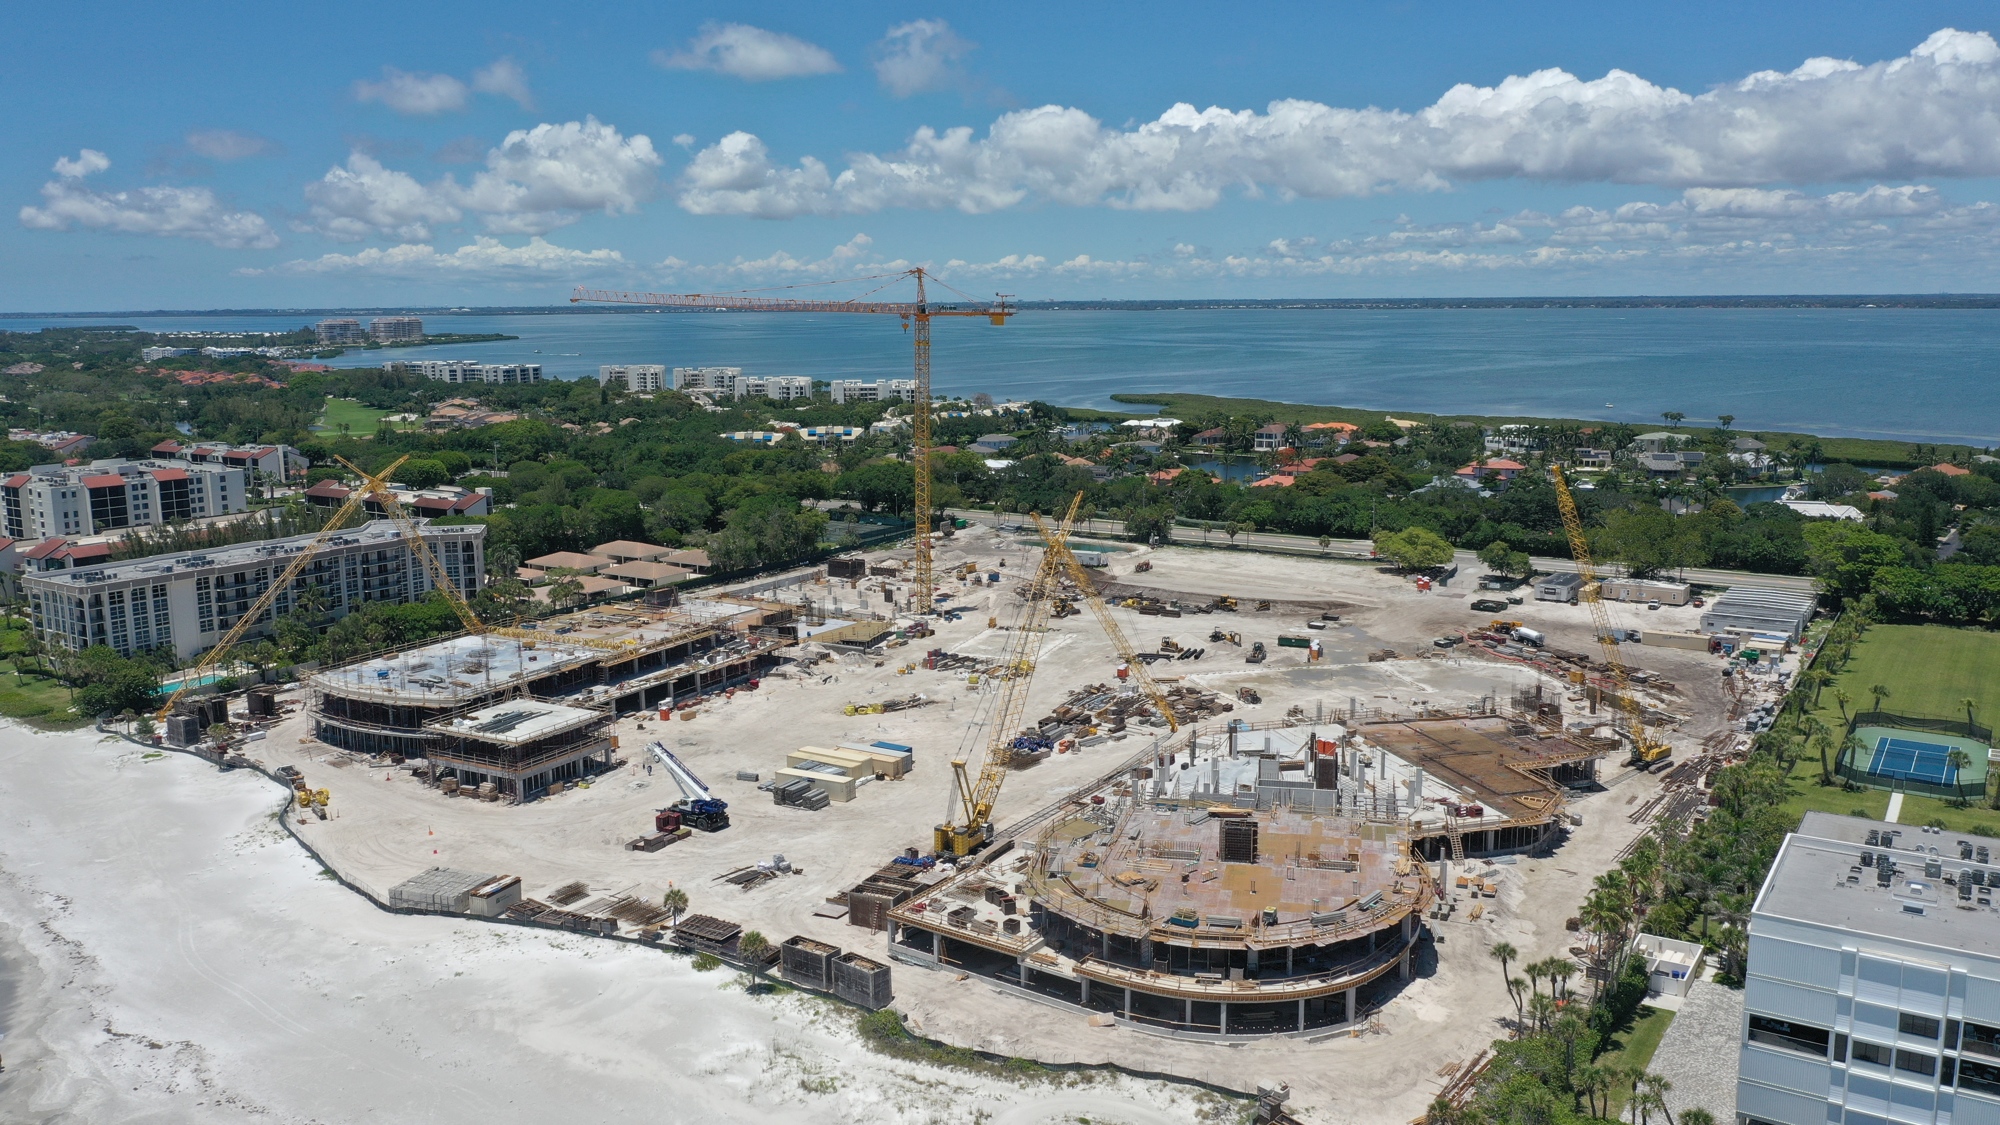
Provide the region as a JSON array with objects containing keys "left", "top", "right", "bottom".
[
  {"left": 1549, "top": 464, "right": 1669, "bottom": 766},
  {"left": 571, "top": 271, "right": 1014, "bottom": 613},
  {"left": 155, "top": 454, "right": 411, "bottom": 722}
]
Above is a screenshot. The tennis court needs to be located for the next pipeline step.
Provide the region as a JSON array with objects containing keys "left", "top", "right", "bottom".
[{"left": 1849, "top": 725, "right": 1992, "bottom": 793}]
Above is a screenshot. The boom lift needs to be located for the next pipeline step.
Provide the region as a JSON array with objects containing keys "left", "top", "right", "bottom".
[
  {"left": 1549, "top": 465, "right": 1670, "bottom": 765},
  {"left": 648, "top": 740, "right": 730, "bottom": 831},
  {"left": 572, "top": 271, "right": 1014, "bottom": 613}
]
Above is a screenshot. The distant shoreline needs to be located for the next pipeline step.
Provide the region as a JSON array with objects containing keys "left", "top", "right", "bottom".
[{"left": 9, "top": 294, "right": 2000, "bottom": 317}]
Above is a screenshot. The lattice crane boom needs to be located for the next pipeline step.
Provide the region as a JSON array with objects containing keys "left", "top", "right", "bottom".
[
  {"left": 1550, "top": 464, "right": 1665, "bottom": 762},
  {"left": 572, "top": 271, "right": 1013, "bottom": 613},
  {"left": 153, "top": 455, "right": 410, "bottom": 721},
  {"left": 934, "top": 498, "right": 1083, "bottom": 857},
  {"left": 1032, "top": 501, "right": 1179, "bottom": 734}
]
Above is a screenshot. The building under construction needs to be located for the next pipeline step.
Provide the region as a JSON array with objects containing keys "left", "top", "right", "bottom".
[
  {"left": 308, "top": 598, "right": 792, "bottom": 760},
  {"left": 886, "top": 703, "right": 1602, "bottom": 1038},
  {"left": 424, "top": 698, "right": 615, "bottom": 800}
]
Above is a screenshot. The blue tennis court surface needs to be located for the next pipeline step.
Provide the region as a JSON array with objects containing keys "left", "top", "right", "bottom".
[{"left": 1868, "top": 737, "right": 1961, "bottom": 785}]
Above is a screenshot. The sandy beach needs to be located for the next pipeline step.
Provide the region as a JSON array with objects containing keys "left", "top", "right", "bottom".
[{"left": 0, "top": 724, "right": 1235, "bottom": 1125}]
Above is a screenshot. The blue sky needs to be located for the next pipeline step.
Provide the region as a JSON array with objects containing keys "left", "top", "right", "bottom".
[{"left": 10, "top": 1, "right": 2000, "bottom": 309}]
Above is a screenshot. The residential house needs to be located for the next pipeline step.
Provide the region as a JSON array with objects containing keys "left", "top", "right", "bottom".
[
  {"left": 1252, "top": 423, "right": 1291, "bottom": 452},
  {"left": 1575, "top": 448, "right": 1614, "bottom": 470},
  {"left": 1454, "top": 458, "right": 1526, "bottom": 485},
  {"left": 591, "top": 541, "right": 668, "bottom": 564},
  {"left": 1249, "top": 473, "right": 1296, "bottom": 488},
  {"left": 600, "top": 560, "right": 692, "bottom": 588},
  {"left": 523, "top": 551, "right": 615, "bottom": 575},
  {"left": 1929, "top": 463, "right": 1973, "bottom": 477},
  {"left": 1191, "top": 427, "right": 1229, "bottom": 448},
  {"left": 1484, "top": 424, "right": 1545, "bottom": 456},
  {"left": 1631, "top": 431, "right": 1681, "bottom": 454},
  {"left": 1638, "top": 450, "right": 1706, "bottom": 478},
  {"left": 970, "top": 434, "right": 1019, "bottom": 455},
  {"left": 665, "top": 549, "right": 713, "bottom": 574},
  {"left": 1303, "top": 421, "right": 1358, "bottom": 447},
  {"left": 303, "top": 481, "right": 490, "bottom": 518}
]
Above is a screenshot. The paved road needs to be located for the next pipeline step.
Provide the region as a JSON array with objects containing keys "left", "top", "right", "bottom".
[{"left": 943, "top": 507, "right": 1819, "bottom": 593}]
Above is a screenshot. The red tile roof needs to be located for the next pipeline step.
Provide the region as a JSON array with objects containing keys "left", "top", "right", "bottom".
[
  {"left": 2, "top": 475, "right": 28, "bottom": 488},
  {"left": 149, "top": 468, "right": 189, "bottom": 482},
  {"left": 304, "top": 481, "right": 351, "bottom": 498},
  {"left": 152, "top": 440, "right": 184, "bottom": 454},
  {"left": 1930, "top": 462, "right": 1972, "bottom": 476},
  {"left": 82, "top": 474, "right": 128, "bottom": 489},
  {"left": 24, "top": 538, "right": 69, "bottom": 559}
]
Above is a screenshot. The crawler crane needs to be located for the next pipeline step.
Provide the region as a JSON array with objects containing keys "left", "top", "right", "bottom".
[{"left": 1549, "top": 464, "right": 1670, "bottom": 766}]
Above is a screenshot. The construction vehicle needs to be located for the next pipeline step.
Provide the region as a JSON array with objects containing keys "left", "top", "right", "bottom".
[
  {"left": 1237, "top": 686, "right": 1262, "bottom": 704},
  {"left": 1246, "top": 641, "right": 1267, "bottom": 663},
  {"left": 573, "top": 270, "right": 1013, "bottom": 612},
  {"left": 1160, "top": 637, "right": 1183, "bottom": 653},
  {"left": 1213, "top": 596, "right": 1238, "bottom": 611},
  {"left": 1550, "top": 465, "right": 1671, "bottom": 767},
  {"left": 649, "top": 741, "right": 730, "bottom": 831},
  {"left": 1255, "top": 600, "right": 1272, "bottom": 611}
]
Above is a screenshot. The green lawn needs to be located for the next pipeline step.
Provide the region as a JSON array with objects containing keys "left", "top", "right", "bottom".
[
  {"left": 1811, "top": 624, "right": 2000, "bottom": 728},
  {"left": 318, "top": 397, "right": 416, "bottom": 436},
  {"left": 1596, "top": 1004, "right": 1676, "bottom": 1117}
]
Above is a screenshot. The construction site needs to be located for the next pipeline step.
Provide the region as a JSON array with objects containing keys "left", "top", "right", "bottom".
[{"left": 130, "top": 283, "right": 1786, "bottom": 1121}]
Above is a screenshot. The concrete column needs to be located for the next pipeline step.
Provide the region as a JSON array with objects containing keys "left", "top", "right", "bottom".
[
  {"left": 1185, "top": 997, "right": 1193, "bottom": 1026},
  {"left": 1344, "top": 986, "right": 1357, "bottom": 1025},
  {"left": 1123, "top": 987, "right": 1132, "bottom": 1017},
  {"left": 1139, "top": 937, "right": 1154, "bottom": 965},
  {"left": 1297, "top": 998, "right": 1306, "bottom": 1032},
  {"left": 1286, "top": 946, "right": 1294, "bottom": 976},
  {"left": 1220, "top": 1002, "right": 1230, "bottom": 1034},
  {"left": 1081, "top": 977, "right": 1090, "bottom": 1004},
  {"left": 886, "top": 918, "right": 898, "bottom": 946},
  {"left": 1101, "top": 930, "right": 1110, "bottom": 960},
  {"left": 1400, "top": 947, "right": 1411, "bottom": 981}
]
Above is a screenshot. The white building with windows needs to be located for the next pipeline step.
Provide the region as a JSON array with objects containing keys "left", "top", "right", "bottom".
[
  {"left": 315, "top": 318, "right": 367, "bottom": 345},
  {"left": 22, "top": 520, "right": 484, "bottom": 660},
  {"left": 599, "top": 364, "right": 666, "bottom": 392},
  {"left": 368, "top": 316, "right": 424, "bottom": 343},
  {"left": 404, "top": 360, "right": 542, "bottom": 385},
  {"left": 1737, "top": 812, "right": 2000, "bottom": 1125},
  {"left": 731, "top": 374, "right": 812, "bottom": 401},
  {"left": 0, "top": 459, "right": 248, "bottom": 541},
  {"left": 672, "top": 366, "right": 741, "bottom": 392},
  {"left": 830, "top": 379, "right": 917, "bottom": 404}
]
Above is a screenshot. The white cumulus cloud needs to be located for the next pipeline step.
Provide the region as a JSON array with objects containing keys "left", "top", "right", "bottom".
[
  {"left": 653, "top": 23, "right": 841, "bottom": 81},
  {"left": 303, "top": 152, "right": 463, "bottom": 241},
  {"left": 353, "top": 67, "right": 470, "bottom": 115},
  {"left": 253, "top": 236, "right": 625, "bottom": 277},
  {"left": 873, "top": 19, "right": 973, "bottom": 97},
  {"left": 298, "top": 117, "right": 661, "bottom": 240},
  {"left": 460, "top": 117, "right": 662, "bottom": 233},
  {"left": 19, "top": 150, "right": 277, "bottom": 249},
  {"left": 678, "top": 28, "right": 2000, "bottom": 218},
  {"left": 472, "top": 57, "right": 535, "bottom": 110}
]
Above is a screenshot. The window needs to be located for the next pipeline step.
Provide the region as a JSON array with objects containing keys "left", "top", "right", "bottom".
[
  {"left": 1749, "top": 1015, "right": 1832, "bottom": 1057},
  {"left": 1943, "top": 1058, "right": 1957, "bottom": 1086},
  {"left": 1966, "top": 1022, "right": 2000, "bottom": 1060},
  {"left": 1961, "top": 1057, "right": 2000, "bottom": 1098},
  {"left": 1852, "top": 1041, "right": 1893, "bottom": 1068},
  {"left": 1896, "top": 1050, "right": 1937, "bottom": 1078},
  {"left": 1901, "top": 1013, "right": 1942, "bottom": 1040}
]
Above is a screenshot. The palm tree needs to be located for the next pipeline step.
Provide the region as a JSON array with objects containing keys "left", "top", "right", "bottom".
[
  {"left": 1525, "top": 959, "right": 1545, "bottom": 1001},
  {"left": 1964, "top": 697, "right": 1980, "bottom": 731},
  {"left": 1528, "top": 992, "right": 1557, "bottom": 1033},
  {"left": 1814, "top": 732, "right": 1836, "bottom": 786},
  {"left": 1868, "top": 683, "right": 1891, "bottom": 715},
  {"left": 1640, "top": 1073, "right": 1675, "bottom": 1125},
  {"left": 1662, "top": 412, "right": 1685, "bottom": 430},
  {"left": 1490, "top": 941, "right": 1518, "bottom": 992},
  {"left": 1833, "top": 688, "right": 1851, "bottom": 722},
  {"left": 1948, "top": 748, "right": 1973, "bottom": 784},
  {"left": 1506, "top": 976, "right": 1529, "bottom": 1035},
  {"left": 1576, "top": 1064, "right": 1608, "bottom": 1119},
  {"left": 1680, "top": 1109, "right": 1716, "bottom": 1125},
  {"left": 1716, "top": 415, "right": 1734, "bottom": 431},
  {"left": 662, "top": 886, "right": 688, "bottom": 925},
  {"left": 1547, "top": 957, "right": 1575, "bottom": 1001},
  {"left": 736, "top": 929, "right": 772, "bottom": 971}
]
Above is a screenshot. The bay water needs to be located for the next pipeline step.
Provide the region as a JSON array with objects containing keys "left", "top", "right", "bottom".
[{"left": 7, "top": 307, "right": 1999, "bottom": 444}]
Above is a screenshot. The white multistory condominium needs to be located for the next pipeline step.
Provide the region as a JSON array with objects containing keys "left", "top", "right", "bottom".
[
  {"left": 406, "top": 360, "right": 542, "bottom": 385},
  {"left": 1736, "top": 812, "right": 2000, "bottom": 1125},
  {"left": 829, "top": 379, "right": 917, "bottom": 404},
  {"left": 599, "top": 364, "right": 666, "bottom": 392},
  {"left": 671, "top": 366, "right": 742, "bottom": 393},
  {"left": 0, "top": 458, "right": 248, "bottom": 541},
  {"left": 731, "top": 374, "right": 812, "bottom": 401}
]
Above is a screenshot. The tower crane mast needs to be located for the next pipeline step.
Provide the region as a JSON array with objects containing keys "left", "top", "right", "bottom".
[
  {"left": 572, "top": 270, "right": 1013, "bottom": 612},
  {"left": 1549, "top": 464, "right": 1667, "bottom": 765}
]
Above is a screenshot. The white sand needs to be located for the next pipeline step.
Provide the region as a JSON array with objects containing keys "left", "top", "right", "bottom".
[{"left": 0, "top": 725, "right": 1233, "bottom": 1124}]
